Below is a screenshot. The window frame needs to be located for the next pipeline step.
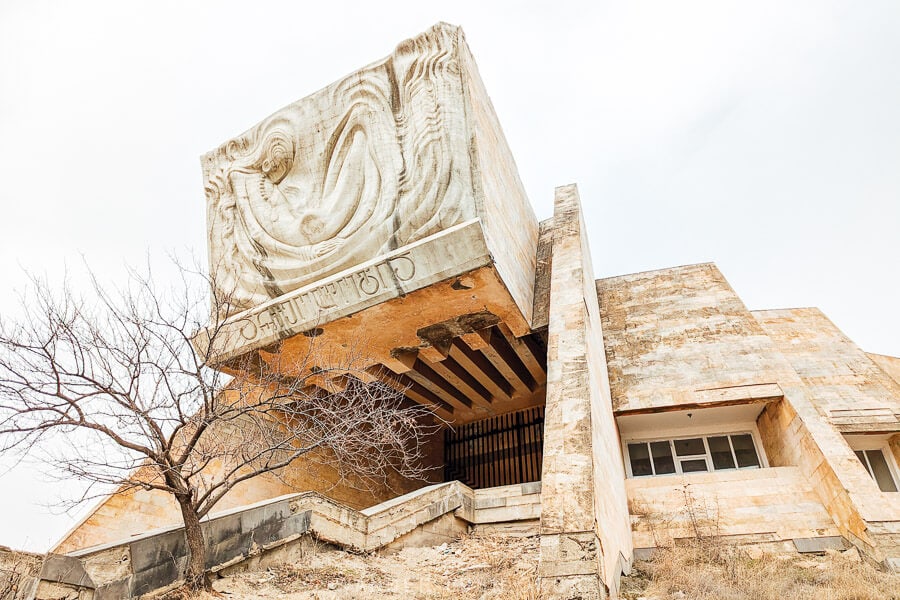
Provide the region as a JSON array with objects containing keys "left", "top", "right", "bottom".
[
  {"left": 845, "top": 435, "right": 900, "bottom": 493},
  {"left": 623, "top": 428, "right": 767, "bottom": 479}
]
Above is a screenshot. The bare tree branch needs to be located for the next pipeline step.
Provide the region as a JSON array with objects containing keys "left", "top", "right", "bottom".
[{"left": 0, "top": 259, "right": 437, "bottom": 591}]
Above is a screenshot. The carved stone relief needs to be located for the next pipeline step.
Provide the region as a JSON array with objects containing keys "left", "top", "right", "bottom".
[{"left": 203, "top": 24, "right": 475, "bottom": 313}]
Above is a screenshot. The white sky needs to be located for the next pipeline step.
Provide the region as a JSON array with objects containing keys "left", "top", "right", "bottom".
[{"left": 1, "top": 0, "right": 898, "bottom": 552}]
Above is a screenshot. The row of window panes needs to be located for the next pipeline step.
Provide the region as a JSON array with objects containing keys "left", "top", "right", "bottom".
[
  {"left": 855, "top": 449, "right": 898, "bottom": 492},
  {"left": 627, "top": 434, "right": 761, "bottom": 477}
]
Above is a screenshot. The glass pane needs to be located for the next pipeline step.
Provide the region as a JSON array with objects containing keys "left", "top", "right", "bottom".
[
  {"left": 865, "top": 450, "right": 898, "bottom": 493},
  {"left": 855, "top": 451, "right": 872, "bottom": 475},
  {"left": 731, "top": 434, "right": 761, "bottom": 468},
  {"left": 674, "top": 438, "right": 705, "bottom": 456},
  {"left": 650, "top": 441, "right": 676, "bottom": 474},
  {"left": 681, "top": 459, "right": 708, "bottom": 473},
  {"left": 708, "top": 436, "right": 736, "bottom": 470},
  {"left": 629, "top": 443, "right": 653, "bottom": 476}
]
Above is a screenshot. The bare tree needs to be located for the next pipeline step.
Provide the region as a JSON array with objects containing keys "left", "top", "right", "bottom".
[{"left": 0, "top": 264, "right": 436, "bottom": 591}]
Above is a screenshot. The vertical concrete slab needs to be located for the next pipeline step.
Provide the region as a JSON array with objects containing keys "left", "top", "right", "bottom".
[
  {"left": 457, "top": 34, "right": 540, "bottom": 328},
  {"left": 540, "top": 185, "right": 632, "bottom": 599}
]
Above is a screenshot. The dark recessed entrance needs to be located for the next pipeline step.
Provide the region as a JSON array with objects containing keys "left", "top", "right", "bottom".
[{"left": 444, "top": 406, "right": 544, "bottom": 489}]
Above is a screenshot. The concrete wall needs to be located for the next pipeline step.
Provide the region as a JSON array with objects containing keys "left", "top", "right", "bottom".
[
  {"left": 753, "top": 309, "right": 900, "bottom": 567},
  {"left": 54, "top": 467, "right": 292, "bottom": 555},
  {"left": 754, "top": 308, "right": 900, "bottom": 433},
  {"left": 540, "top": 185, "right": 631, "bottom": 599},
  {"left": 596, "top": 263, "right": 790, "bottom": 413},
  {"left": 869, "top": 353, "right": 900, "bottom": 388},
  {"left": 755, "top": 394, "right": 887, "bottom": 516},
  {"left": 594, "top": 263, "right": 900, "bottom": 567},
  {"left": 458, "top": 31, "right": 539, "bottom": 327},
  {"left": 627, "top": 467, "right": 840, "bottom": 549}
]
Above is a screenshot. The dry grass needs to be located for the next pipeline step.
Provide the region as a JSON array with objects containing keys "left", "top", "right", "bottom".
[
  {"left": 157, "top": 585, "right": 210, "bottom": 600},
  {"left": 261, "top": 561, "right": 391, "bottom": 592},
  {"left": 411, "top": 533, "right": 540, "bottom": 600},
  {"left": 621, "top": 540, "right": 900, "bottom": 600}
]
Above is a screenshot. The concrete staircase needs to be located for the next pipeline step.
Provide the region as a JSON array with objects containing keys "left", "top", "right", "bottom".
[{"left": 31, "top": 481, "right": 541, "bottom": 599}]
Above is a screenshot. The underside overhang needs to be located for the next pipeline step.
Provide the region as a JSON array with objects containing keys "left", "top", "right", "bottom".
[{"left": 195, "top": 224, "right": 547, "bottom": 426}]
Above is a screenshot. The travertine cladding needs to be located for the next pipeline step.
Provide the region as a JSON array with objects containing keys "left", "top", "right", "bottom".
[
  {"left": 758, "top": 395, "right": 900, "bottom": 564},
  {"left": 54, "top": 469, "right": 290, "bottom": 555},
  {"left": 202, "top": 22, "right": 536, "bottom": 323},
  {"left": 753, "top": 308, "right": 900, "bottom": 431},
  {"left": 869, "top": 353, "right": 900, "bottom": 388},
  {"left": 627, "top": 467, "right": 840, "bottom": 549},
  {"left": 595, "top": 263, "right": 900, "bottom": 566},
  {"left": 541, "top": 185, "right": 631, "bottom": 599},
  {"left": 456, "top": 39, "right": 538, "bottom": 326},
  {"left": 470, "top": 482, "right": 542, "bottom": 524},
  {"left": 750, "top": 309, "right": 900, "bottom": 566},
  {"left": 596, "top": 263, "right": 793, "bottom": 412}
]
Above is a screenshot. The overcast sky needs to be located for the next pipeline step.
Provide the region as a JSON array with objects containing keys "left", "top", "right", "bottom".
[{"left": 1, "top": 0, "right": 898, "bottom": 551}]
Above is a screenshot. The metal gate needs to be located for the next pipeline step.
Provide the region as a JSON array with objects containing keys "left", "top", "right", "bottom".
[{"left": 444, "top": 406, "right": 544, "bottom": 489}]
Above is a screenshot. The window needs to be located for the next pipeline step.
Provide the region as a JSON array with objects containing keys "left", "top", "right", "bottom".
[
  {"left": 627, "top": 433, "right": 761, "bottom": 478},
  {"left": 845, "top": 434, "right": 900, "bottom": 494},
  {"left": 855, "top": 449, "right": 898, "bottom": 493}
]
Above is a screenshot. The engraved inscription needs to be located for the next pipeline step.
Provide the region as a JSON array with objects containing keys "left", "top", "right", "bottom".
[
  {"left": 199, "top": 220, "right": 492, "bottom": 362},
  {"left": 358, "top": 268, "right": 382, "bottom": 296},
  {"left": 388, "top": 255, "right": 416, "bottom": 281},
  {"left": 236, "top": 252, "right": 417, "bottom": 342}
]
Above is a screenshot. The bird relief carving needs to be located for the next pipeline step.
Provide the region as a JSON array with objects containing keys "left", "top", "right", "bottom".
[{"left": 203, "top": 24, "right": 474, "bottom": 314}]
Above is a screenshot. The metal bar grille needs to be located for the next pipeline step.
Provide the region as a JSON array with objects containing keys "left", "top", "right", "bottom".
[{"left": 443, "top": 406, "right": 544, "bottom": 488}]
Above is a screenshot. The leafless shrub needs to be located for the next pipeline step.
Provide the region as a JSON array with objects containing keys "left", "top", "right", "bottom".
[
  {"left": 628, "top": 498, "right": 675, "bottom": 549},
  {"left": 677, "top": 484, "right": 725, "bottom": 561}
]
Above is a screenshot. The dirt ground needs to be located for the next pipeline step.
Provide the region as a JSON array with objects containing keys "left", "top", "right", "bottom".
[
  {"left": 207, "top": 534, "right": 539, "bottom": 600},
  {"left": 165, "top": 534, "right": 900, "bottom": 600}
]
